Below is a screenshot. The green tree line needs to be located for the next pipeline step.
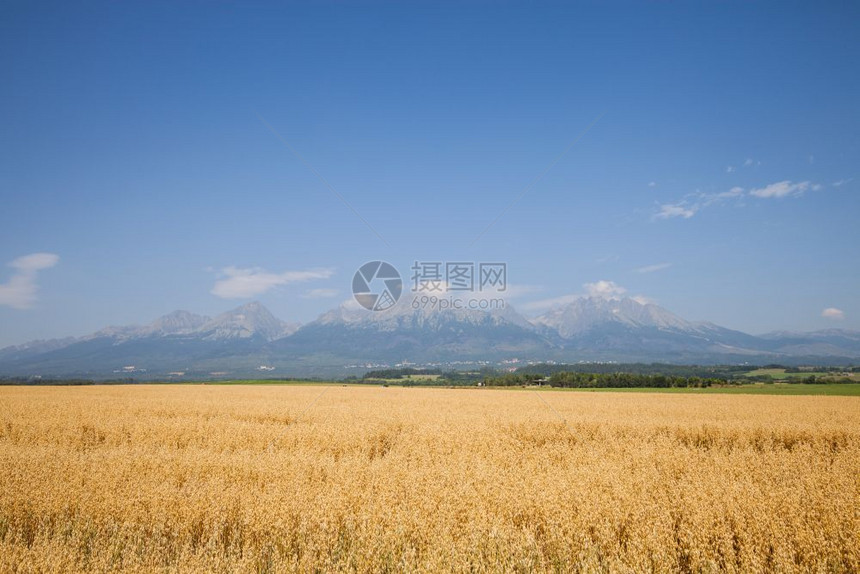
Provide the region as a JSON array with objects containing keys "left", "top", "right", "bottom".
[{"left": 481, "top": 371, "right": 721, "bottom": 388}]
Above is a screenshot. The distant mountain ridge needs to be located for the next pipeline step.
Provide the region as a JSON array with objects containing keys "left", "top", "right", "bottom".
[
  {"left": 276, "top": 300, "right": 553, "bottom": 366},
  {"left": 89, "top": 302, "right": 298, "bottom": 343},
  {"left": 197, "top": 301, "right": 299, "bottom": 341},
  {"left": 533, "top": 296, "right": 694, "bottom": 337},
  {"left": 758, "top": 328, "right": 860, "bottom": 357},
  {"left": 0, "top": 302, "right": 299, "bottom": 374},
  {"left": 1, "top": 297, "right": 857, "bottom": 379}
]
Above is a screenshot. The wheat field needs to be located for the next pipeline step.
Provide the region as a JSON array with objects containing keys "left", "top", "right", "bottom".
[{"left": 0, "top": 385, "right": 857, "bottom": 573}]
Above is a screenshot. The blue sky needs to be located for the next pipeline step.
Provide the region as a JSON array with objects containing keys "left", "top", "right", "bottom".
[{"left": 1, "top": 1, "right": 858, "bottom": 346}]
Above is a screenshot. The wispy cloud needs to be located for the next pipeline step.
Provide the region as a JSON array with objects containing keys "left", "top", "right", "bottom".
[
  {"left": 655, "top": 203, "right": 697, "bottom": 219},
  {"left": 744, "top": 158, "right": 754, "bottom": 167},
  {"left": 648, "top": 181, "right": 657, "bottom": 188},
  {"left": 211, "top": 266, "right": 334, "bottom": 299},
  {"left": 749, "top": 180, "right": 818, "bottom": 199},
  {"left": 654, "top": 191, "right": 724, "bottom": 220},
  {"left": 832, "top": 178, "right": 853, "bottom": 187},
  {"left": 584, "top": 280, "right": 627, "bottom": 298},
  {"left": 654, "top": 179, "right": 820, "bottom": 220},
  {"left": 522, "top": 280, "right": 653, "bottom": 313},
  {"left": 0, "top": 252, "right": 60, "bottom": 309},
  {"left": 821, "top": 307, "right": 844, "bottom": 320},
  {"left": 635, "top": 262, "right": 672, "bottom": 274},
  {"left": 726, "top": 165, "right": 735, "bottom": 173},
  {"left": 302, "top": 288, "right": 339, "bottom": 299},
  {"left": 719, "top": 186, "right": 745, "bottom": 198}
]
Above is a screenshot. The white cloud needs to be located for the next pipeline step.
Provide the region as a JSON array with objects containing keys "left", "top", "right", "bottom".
[
  {"left": 726, "top": 165, "right": 735, "bottom": 173},
  {"left": 584, "top": 280, "right": 626, "bottom": 298},
  {"left": 521, "top": 280, "right": 655, "bottom": 313},
  {"left": 654, "top": 186, "right": 747, "bottom": 220},
  {"left": 749, "top": 180, "right": 816, "bottom": 199},
  {"left": 832, "top": 178, "right": 852, "bottom": 187},
  {"left": 821, "top": 307, "right": 845, "bottom": 320},
  {"left": 653, "top": 178, "right": 820, "bottom": 221},
  {"left": 654, "top": 185, "right": 747, "bottom": 220},
  {"left": 11, "top": 253, "right": 60, "bottom": 271},
  {"left": 744, "top": 158, "right": 754, "bottom": 167},
  {"left": 719, "top": 187, "right": 744, "bottom": 198},
  {"left": 655, "top": 203, "right": 697, "bottom": 219},
  {"left": 648, "top": 181, "right": 657, "bottom": 188},
  {"left": 0, "top": 252, "right": 60, "bottom": 309},
  {"left": 211, "top": 266, "right": 334, "bottom": 299},
  {"left": 635, "top": 262, "right": 672, "bottom": 274},
  {"left": 302, "top": 288, "right": 339, "bottom": 299}
]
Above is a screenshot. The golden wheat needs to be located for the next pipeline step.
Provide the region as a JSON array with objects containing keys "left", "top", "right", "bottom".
[{"left": 0, "top": 385, "right": 857, "bottom": 573}]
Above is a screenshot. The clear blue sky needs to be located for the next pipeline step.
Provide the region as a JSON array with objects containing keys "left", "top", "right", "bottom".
[{"left": 1, "top": 1, "right": 858, "bottom": 346}]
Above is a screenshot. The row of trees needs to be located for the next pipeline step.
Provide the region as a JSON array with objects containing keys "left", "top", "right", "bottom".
[
  {"left": 362, "top": 368, "right": 443, "bottom": 380},
  {"left": 481, "top": 371, "right": 721, "bottom": 388},
  {"left": 513, "top": 362, "right": 750, "bottom": 379},
  {"left": 0, "top": 377, "right": 97, "bottom": 385},
  {"left": 784, "top": 366, "right": 860, "bottom": 373}
]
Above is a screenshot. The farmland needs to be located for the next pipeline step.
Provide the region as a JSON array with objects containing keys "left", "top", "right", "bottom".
[
  {"left": 1, "top": 386, "right": 858, "bottom": 573},
  {"left": 741, "top": 368, "right": 860, "bottom": 382},
  {"left": 527, "top": 383, "right": 860, "bottom": 396}
]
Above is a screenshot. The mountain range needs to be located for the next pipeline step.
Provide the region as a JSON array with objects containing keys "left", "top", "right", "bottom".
[{"left": 1, "top": 297, "right": 858, "bottom": 379}]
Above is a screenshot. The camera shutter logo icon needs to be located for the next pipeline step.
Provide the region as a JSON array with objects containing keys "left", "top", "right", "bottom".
[{"left": 352, "top": 261, "right": 402, "bottom": 312}]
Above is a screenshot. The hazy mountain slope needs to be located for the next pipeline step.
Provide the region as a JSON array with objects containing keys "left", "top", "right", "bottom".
[
  {"left": 532, "top": 296, "right": 694, "bottom": 337},
  {"left": 196, "top": 302, "right": 298, "bottom": 341},
  {"left": 2, "top": 298, "right": 858, "bottom": 379},
  {"left": 0, "top": 337, "right": 80, "bottom": 363},
  {"left": 0, "top": 302, "right": 296, "bottom": 377},
  {"left": 532, "top": 296, "right": 779, "bottom": 359},
  {"left": 758, "top": 329, "right": 860, "bottom": 357},
  {"left": 269, "top": 301, "right": 557, "bottom": 364}
]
